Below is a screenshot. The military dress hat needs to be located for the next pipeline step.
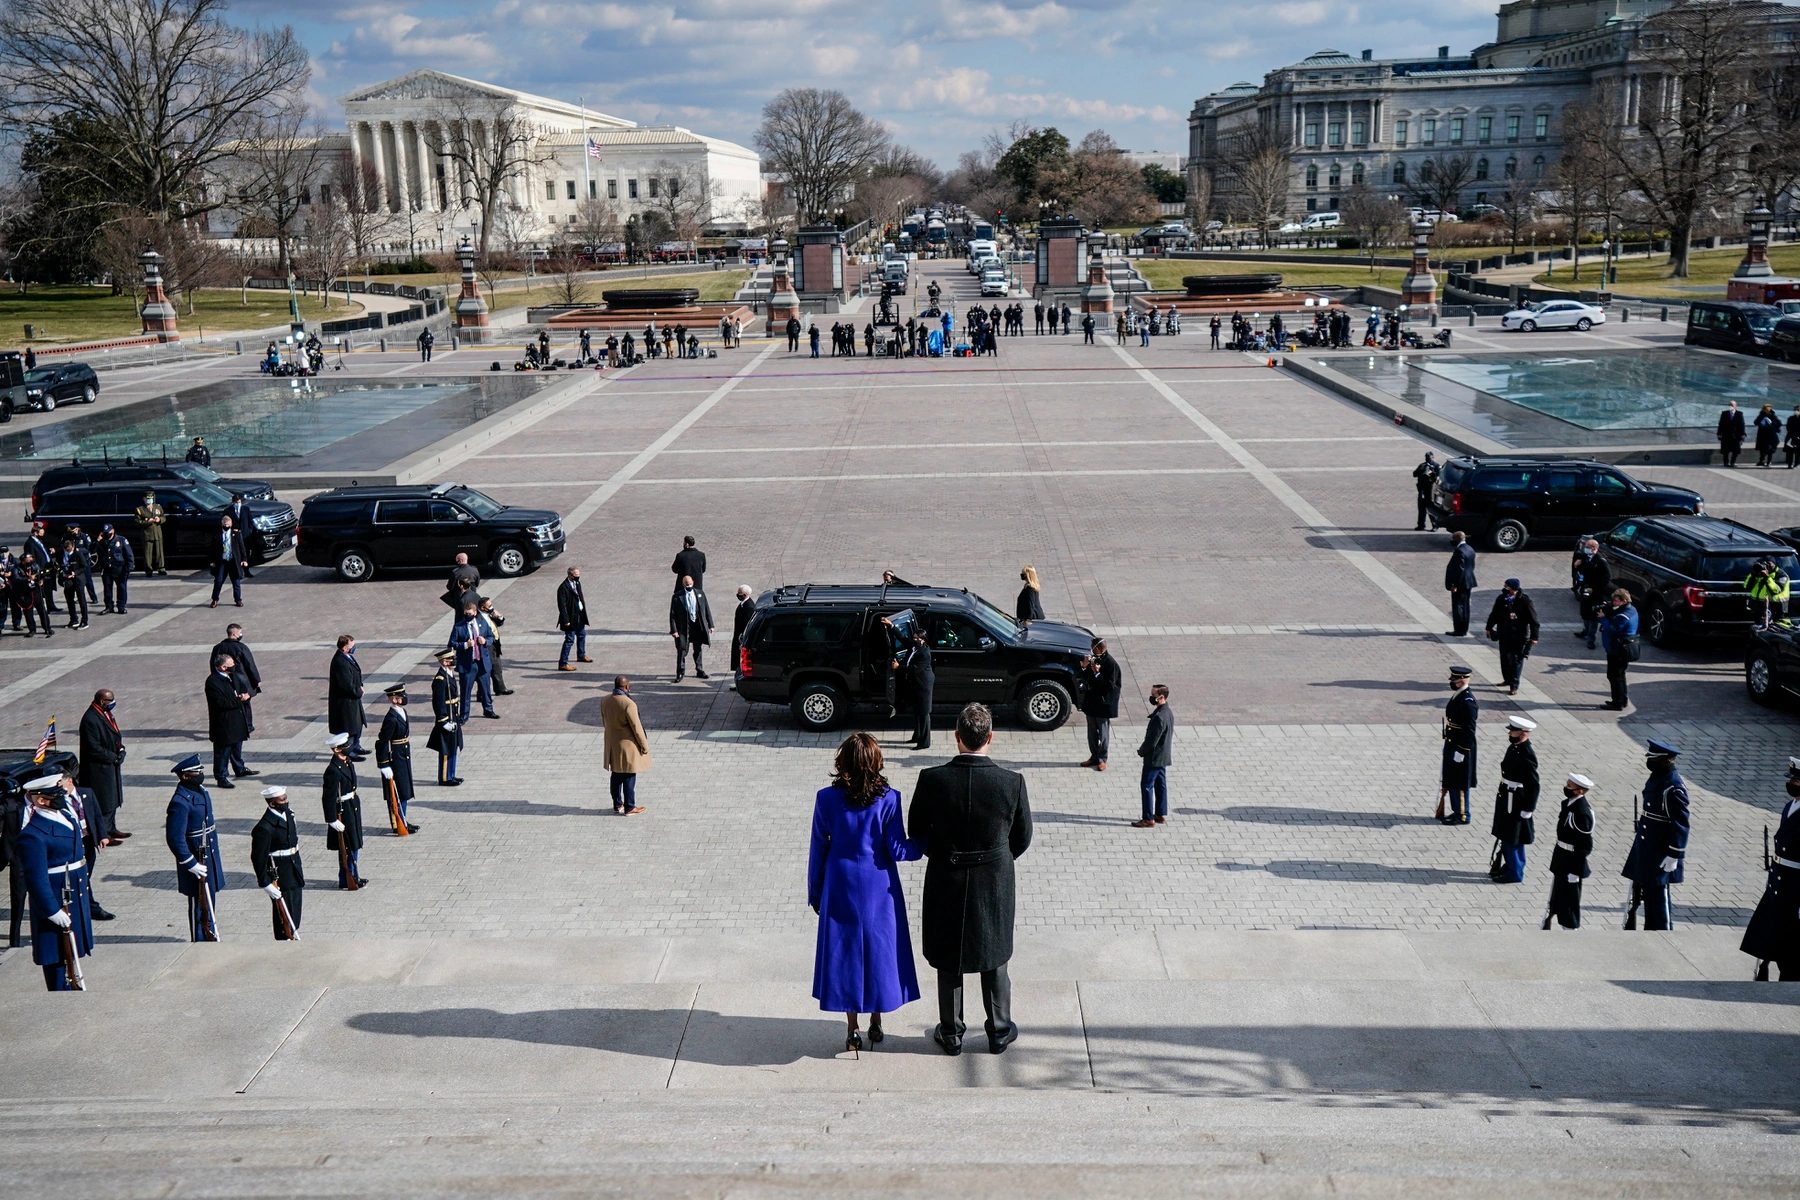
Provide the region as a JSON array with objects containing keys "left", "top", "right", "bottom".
[
  {"left": 327, "top": 732, "right": 351, "bottom": 749},
  {"left": 383, "top": 683, "right": 407, "bottom": 697},
  {"left": 1448, "top": 664, "right": 1473, "bottom": 679},
  {"left": 171, "top": 753, "right": 206, "bottom": 775},
  {"left": 1646, "top": 738, "right": 1681, "bottom": 758},
  {"left": 1788, "top": 756, "right": 1800, "bottom": 777},
  {"left": 433, "top": 648, "right": 457, "bottom": 662},
  {"left": 260, "top": 785, "right": 288, "bottom": 801},
  {"left": 23, "top": 772, "right": 64, "bottom": 792},
  {"left": 1505, "top": 715, "right": 1538, "bottom": 731},
  {"left": 1567, "top": 773, "right": 1596, "bottom": 790}
]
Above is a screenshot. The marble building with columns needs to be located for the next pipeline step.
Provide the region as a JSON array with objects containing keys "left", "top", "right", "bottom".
[{"left": 204, "top": 69, "right": 761, "bottom": 244}]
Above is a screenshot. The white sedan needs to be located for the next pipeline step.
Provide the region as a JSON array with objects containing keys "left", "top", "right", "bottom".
[{"left": 1501, "top": 300, "right": 1607, "bottom": 332}]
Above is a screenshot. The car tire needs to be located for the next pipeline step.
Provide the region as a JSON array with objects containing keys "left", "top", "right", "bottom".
[
  {"left": 791, "top": 681, "right": 846, "bottom": 731},
  {"left": 1642, "top": 599, "right": 1673, "bottom": 647},
  {"left": 1747, "top": 652, "right": 1781, "bottom": 706},
  {"left": 1575, "top": 318, "right": 1592, "bottom": 332},
  {"left": 1017, "top": 678, "right": 1074, "bottom": 731},
  {"left": 82, "top": 385, "right": 97, "bottom": 404},
  {"left": 335, "top": 548, "right": 375, "bottom": 582},
  {"left": 39, "top": 394, "right": 55, "bottom": 412},
  {"left": 1521, "top": 319, "right": 1537, "bottom": 332},
  {"left": 491, "top": 543, "right": 528, "bottom": 577},
  {"left": 1490, "top": 519, "right": 1529, "bottom": 552}
]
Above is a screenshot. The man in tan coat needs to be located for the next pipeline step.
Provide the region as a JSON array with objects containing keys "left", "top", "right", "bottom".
[{"left": 602, "top": 675, "right": 650, "bottom": 814}]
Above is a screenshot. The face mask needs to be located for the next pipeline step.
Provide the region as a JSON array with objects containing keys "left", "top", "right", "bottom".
[
  {"left": 1786, "top": 779, "right": 1800, "bottom": 798},
  {"left": 1646, "top": 756, "right": 1665, "bottom": 771},
  {"left": 102, "top": 701, "right": 116, "bottom": 712},
  {"left": 1563, "top": 786, "right": 1578, "bottom": 799}
]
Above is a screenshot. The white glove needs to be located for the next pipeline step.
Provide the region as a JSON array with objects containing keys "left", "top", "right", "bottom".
[
  {"left": 442, "top": 720, "right": 457, "bottom": 732},
  {"left": 1660, "top": 856, "right": 1679, "bottom": 873},
  {"left": 263, "top": 882, "right": 283, "bottom": 899},
  {"left": 49, "top": 909, "right": 72, "bottom": 929},
  {"left": 1566, "top": 874, "right": 1580, "bottom": 883},
  {"left": 330, "top": 819, "right": 346, "bottom": 832},
  {"left": 380, "top": 767, "right": 394, "bottom": 780},
  {"left": 1518, "top": 810, "right": 1534, "bottom": 820},
  {"left": 188, "top": 862, "right": 209, "bottom": 879},
  {"left": 1453, "top": 752, "right": 1465, "bottom": 763}
]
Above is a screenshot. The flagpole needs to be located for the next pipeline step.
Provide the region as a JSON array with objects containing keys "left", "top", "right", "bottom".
[{"left": 581, "top": 96, "right": 590, "bottom": 206}]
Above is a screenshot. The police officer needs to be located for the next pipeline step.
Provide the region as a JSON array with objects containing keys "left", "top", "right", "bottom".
[
  {"left": 375, "top": 683, "right": 418, "bottom": 834},
  {"left": 250, "top": 785, "right": 303, "bottom": 940},
  {"left": 1490, "top": 714, "right": 1538, "bottom": 883},
  {"left": 99, "top": 522, "right": 134, "bottom": 614},
  {"left": 1543, "top": 773, "right": 1596, "bottom": 930},
  {"left": 1623, "top": 739, "right": 1689, "bottom": 931},
  {"left": 165, "top": 754, "right": 224, "bottom": 941},
  {"left": 1411, "top": 452, "right": 1438, "bottom": 531},
  {"left": 135, "top": 490, "right": 169, "bottom": 576},
  {"left": 428, "top": 648, "right": 464, "bottom": 786},
  {"left": 15, "top": 771, "right": 94, "bottom": 990},
  {"left": 322, "top": 732, "right": 367, "bottom": 888},
  {"left": 1438, "top": 665, "right": 1477, "bottom": 825},
  {"left": 1742, "top": 757, "right": 1800, "bottom": 980}
]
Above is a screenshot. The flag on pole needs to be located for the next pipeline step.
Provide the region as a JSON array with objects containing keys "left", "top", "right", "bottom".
[
  {"left": 587, "top": 138, "right": 603, "bottom": 161},
  {"left": 34, "top": 715, "right": 56, "bottom": 763}
]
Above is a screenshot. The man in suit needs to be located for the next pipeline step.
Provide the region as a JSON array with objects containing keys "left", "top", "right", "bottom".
[
  {"left": 1077, "top": 637, "right": 1123, "bottom": 771},
  {"left": 375, "top": 683, "right": 418, "bottom": 834},
  {"left": 602, "top": 675, "right": 651, "bottom": 814},
  {"left": 22, "top": 523, "right": 57, "bottom": 613},
  {"left": 205, "top": 652, "right": 257, "bottom": 787},
  {"left": 1571, "top": 538, "right": 1611, "bottom": 650},
  {"left": 322, "top": 732, "right": 368, "bottom": 888},
  {"left": 451, "top": 600, "right": 498, "bottom": 720},
  {"left": 249, "top": 785, "right": 303, "bottom": 940},
  {"left": 671, "top": 535, "right": 706, "bottom": 594},
  {"left": 1484, "top": 579, "right": 1541, "bottom": 696},
  {"left": 1718, "top": 399, "right": 1747, "bottom": 467},
  {"left": 428, "top": 648, "right": 463, "bottom": 786},
  {"left": 1411, "top": 452, "right": 1438, "bottom": 530},
  {"left": 208, "top": 515, "right": 250, "bottom": 608},
  {"left": 729, "top": 585, "right": 755, "bottom": 679},
  {"left": 98, "top": 523, "right": 133, "bottom": 614},
  {"left": 444, "top": 554, "right": 482, "bottom": 611},
  {"left": 669, "top": 574, "right": 714, "bottom": 681},
  {"left": 58, "top": 761, "right": 114, "bottom": 920},
  {"left": 1131, "top": 684, "right": 1174, "bottom": 828},
  {"left": 328, "top": 634, "right": 368, "bottom": 758},
  {"left": 556, "top": 566, "right": 591, "bottom": 671},
  {"left": 165, "top": 754, "right": 224, "bottom": 941},
  {"left": 212, "top": 623, "right": 262, "bottom": 737},
  {"left": 1444, "top": 530, "right": 1478, "bottom": 637},
  {"left": 78, "top": 689, "right": 128, "bottom": 846},
  {"left": 908, "top": 703, "right": 1033, "bottom": 1056},
  {"left": 903, "top": 627, "right": 934, "bottom": 749}
]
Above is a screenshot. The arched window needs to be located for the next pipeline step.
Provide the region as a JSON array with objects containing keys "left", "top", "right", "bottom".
[
  {"left": 1351, "top": 162, "right": 1365, "bottom": 185},
  {"left": 1475, "top": 157, "right": 1489, "bottom": 181},
  {"left": 1532, "top": 154, "right": 1546, "bottom": 178},
  {"left": 1305, "top": 164, "right": 1319, "bottom": 189},
  {"left": 1393, "top": 160, "right": 1407, "bottom": 184},
  {"left": 1504, "top": 156, "right": 1518, "bottom": 179},
  {"left": 1328, "top": 162, "right": 1341, "bottom": 188}
]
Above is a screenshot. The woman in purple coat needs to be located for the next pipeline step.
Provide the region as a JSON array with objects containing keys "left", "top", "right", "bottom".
[{"left": 808, "top": 732, "right": 923, "bottom": 1051}]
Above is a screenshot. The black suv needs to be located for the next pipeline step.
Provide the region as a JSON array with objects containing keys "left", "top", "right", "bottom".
[
  {"left": 22, "top": 363, "right": 100, "bottom": 410},
  {"left": 1598, "top": 515, "right": 1799, "bottom": 646},
  {"left": 32, "top": 459, "right": 276, "bottom": 511},
  {"left": 29, "top": 481, "right": 297, "bottom": 564},
  {"left": 1746, "top": 624, "right": 1800, "bottom": 707},
  {"left": 1430, "top": 456, "right": 1704, "bottom": 552},
  {"left": 296, "top": 482, "right": 566, "bottom": 582},
  {"left": 735, "top": 583, "right": 1094, "bottom": 732}
]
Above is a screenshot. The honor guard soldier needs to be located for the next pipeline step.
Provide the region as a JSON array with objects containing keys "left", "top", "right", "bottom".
[
  {"left": 1543, "top": 773, "right": 1596, "bottom": 929},
  {"left": 1742, "top": 757, "right": 1800, "bottom": 980},
  {"left": 1438, "top": 665, "right": 1478, "bottom": 825},
  {"left": 1490, "top": 715, "right": 1539, "bottom": 883},
  {"left": 322, "top": 732, "right": 368, "bottom": 889},
  {"left": 1623, "top": 739, "right": 1689, "bottom": 931},
  {"left": 16, "top": 771, "right": 94, "bottom": 990},
  {"left": 250, "top": 785, "right": 304, "bottom": 940},
  {"left": 166, "top": 754, "right": 225, "bottom": 940},
  {"left": 375, "top": 683, "right": 418, "bottom": 834},
  {"left": 428, "top": 648, "right": 464, "bottom": 786}
]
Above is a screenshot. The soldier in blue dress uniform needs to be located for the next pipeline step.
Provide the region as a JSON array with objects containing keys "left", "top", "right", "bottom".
[
  {"left": 165, "top": 754, "right": 225, "bottom": 941},
  {"left": 1543, "top": 773, "right": 1596, "bottom": 929},
  {"left": 323, "top": 732, "right": 368, "bottom": 888},
  {"left": 1742, "top": 757, "right": 1800, "bottom": 979},
  {"left": 15, "top": 771, "right": 94, "bottom": 990},
  {"left": 1489, "top": 715, "right": 1539, "bottom": 883},
  {"left": 375, "top": 683, "right": 419, "bottom": 834},
  {"left": 1439, "top": 665, "right": 1478, "bottom": 825},
  {"left": 249, "top": 785, "right": 304, "bottom": 940},
  {"left": 1622, "top": 739, "right": 1688, "bottom": 931},
  {"left": 428, "top": 648, "right": 464, "bottom": 786}
]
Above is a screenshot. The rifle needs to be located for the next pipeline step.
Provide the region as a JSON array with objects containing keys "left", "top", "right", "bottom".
[
  {"left": 383, "top": 774, "right": 410, "bottom": 838},
  {"left": 57, "top": 878, "right": 85, "bottom": 991},
  {"left": 337, "top": 833, "right": 360, "bottom": 891},
  {"left": 195, "top": 868, "right": 219, "bottom": 942},
  {"left": 272, "top": 891, "right": 299, "bottom": 941},
  {"left": 1623, "top": 787, "right": 1642, "bottom": 930},
  {"left": 1434, "top": 785, "right": 1446, "bottom": 821}
]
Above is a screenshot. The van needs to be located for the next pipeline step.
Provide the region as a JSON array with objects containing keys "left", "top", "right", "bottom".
[
  {"left": 1686, "top": 300, "right": 1781, "bottom": 356},
  {"left": 1301, "top": 212, "right": 1341, "bottom": 231}
]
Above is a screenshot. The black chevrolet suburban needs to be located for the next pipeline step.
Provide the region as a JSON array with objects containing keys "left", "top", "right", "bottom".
[
  {"left": 1599, "top": 515, "right": 1799, "bottom": 646},
  {"left": 296, "top": 482, "right": 566, "bottom": 581},
  {"left": 32, "top": 459, "right": 277, "bottom": 511},
  {"left": 734, "top": 583, "right": 1095, "bottom": 732},
  {"left": 29, "top": 481, "right": 297, "bottom": 564},
  {"left": 1429, "top": 456, "right": 1704, "bottom": 552}
]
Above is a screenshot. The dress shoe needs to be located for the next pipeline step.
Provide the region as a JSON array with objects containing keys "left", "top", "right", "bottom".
[
  {"left": 845, "top": 1030, "right": 864, "bottom": 1053},
  {"left": 209, "top": 600, "right": 218, "bottom": 608},
  {"left": 624, "top": 805, "right": 646, "bottom": 815},
  {"left": 441, "top": 778, "right": 462, "bottom": 787},
  {"left": 578, "top": 656, "right": 593, "bottom": 663},
  {"left": 868, "top": 1021, "right": 884, "bottom": 1045},
  {"left": 988, "top": 1028, "right": 1018, "bottom": 1055},
  {"left": 102, "top": 838, "right": 124, "bottom": 847},
  {"left": 349, "top": 754, "right": 368, "bottom": 762},
  {"left": 494, "top": 687, "right": 515, "bottom": 695},
  {"left": 405, "top": 823, "right": 421, "bottom": 833},
  {"left": 674, "top": 674, "right": 685, "bottom": 682},
  {"left": 1130, "top": 818, "right": 1156, "bottom": 828},
  {"left": 112, "top": 830, "right": 132, "bottom": 839},
  {"left": 1094, "top": 761, "right": 1107, "bottom": 772},
  {"left": 695, "top": 670, "right": 710, "bottom": 679},
  {"left": 234, "top": 600, "right": 243, "bottom": 607},
  {"left": 237, "top": 769, "right": 261, "bottom": 778},
  {"left": 614, "top": 802, "right": 625, "bottom": 813},
  {"left": 90, "top": 904, "right": 115, "bottom": 921},
  {"left": 481, "top": 711, "right": 500, "bottom": 719},
  {"left": 932, "top": 1026, "right": 963, "bottom": 1056},
  {"left": 215, "top": 780, "right": 236, "bottom": 789},
  {"left": 1079, "top": 758, "right": 1097, "bottom": 768},
  {"left": 558, "top": 664, "right": 577, "bottom": 672},
  {"left": 1154, "top": 815, "right": 1166, "bottom": 824}
]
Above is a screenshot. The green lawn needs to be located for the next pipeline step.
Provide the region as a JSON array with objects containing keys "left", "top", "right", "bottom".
[
  {"left": 1135, "top": 258, "right": 1404, "bottom": 291},
  {"left": 1530, "top": 243, "right": 1800, "bottom": 297},
  {"left": 3, "top": 285, "right": 361, "bottom": 344},
  {"left": 485, "top": 268, "right": 750, "bottom": 313}
]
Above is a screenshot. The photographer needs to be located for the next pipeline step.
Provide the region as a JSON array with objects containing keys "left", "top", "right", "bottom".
[
  {"left": 1746, "top": 557, "right": 1791, "bottom": 630},
  {"left": 1076, "top": 638, "right": 1122, "bottom": 772},
  {"left": 1571, "top": 538, "right": 1610, "bottom": 650}
]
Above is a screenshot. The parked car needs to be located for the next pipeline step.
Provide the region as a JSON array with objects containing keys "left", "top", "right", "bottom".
[
  {"left": 1599, "top": 515, "right": 1798, "bottom": 646},
  {"left": 1686, "top": 300, "right": 1780, "bottom": 356},
  {"left": 30, "top": 481, "right": 297, "bottom": 564},
  {"left": 1768, "top": 316, "right": 1800, "bottom": 363},
  {"left": 979, "top": 269, "right": 1009, "bottom": 297},
  {"left": 1746, "top": 623, "right": 1800, "bottom": 706},
  {"left": 1300, "top": 212, "right": 1341, "bottom": 231},
  {"left": 1203, "top": 220, "right": 1224, "bottom": 233},
  {"left": 1500, "top": 300, "right": 1607, "bottom": 332},
  {"left": 734, "top": 583, "right": 1094, "bottom": 732},
  {"left": 0, "top": 351, "right": 35, "bottom": 421},
  {"left": 296, "top": 482, "right": 565, "bottom": 582},
  {"left": 32, "top": 460, "right": 276, "bottom": 512},
  {"left": 1429, "top": 456, "right": 1704, "bottom": 552},
  {"left": 21, "top": 362, "right": 100, "bottom": 410}
]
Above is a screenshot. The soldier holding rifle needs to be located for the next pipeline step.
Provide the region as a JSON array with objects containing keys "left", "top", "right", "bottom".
[
  {"left": 1742, "top": 757, "right": 1800, "bottom": 980},
  {"left": 250, "top": 785, "right": 304, "bottom": 941},
  {"left": 323, "top": 732, "right": 367, "bottom": 889},
  {"left": 15, "top": 771, "right": 93, "bottom": 990},
  {"left": 375, "top": 683, "right": 417, "bottom": 835},
  {"left": 1437, "top": 665, "right": 1477, "bottom": 825},
  {"left": 166, "top": 754, "right": 224, "bottom": 941},
  {"left": 1622, "top": 739, "right": 1688, "bottom": 931}
]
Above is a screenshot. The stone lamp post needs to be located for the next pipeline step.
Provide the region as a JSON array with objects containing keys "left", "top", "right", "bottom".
[
  {"left": 1401, "top": 221, "right": 1438, "bottom": 312},
  {"left": 454, "top": 235, "right": 490, "bottom": 341},
  {"left": 139, "top": 250, "right": 180, "bottom": 342}
]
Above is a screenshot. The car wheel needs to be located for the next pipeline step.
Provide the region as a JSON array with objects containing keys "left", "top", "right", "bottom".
[
  {"left": 1747, "top": 652, "right": 1780, "bottom": 705},
  {"left": 39, "top": 394, "right": 55, "bottom": 412},
  {"left": 335, "top": 548, "right": 375, "bottom": 582},
  {"left": 1521, "top": 319, "right": 1537, "bottom": 332},
  {"left": 1017, "top": 678, "right": 1074, "bottom": 731},
  {"left": 1642, "top": 599, "right": 1673, "bottom": 647},
  {"left": 791, "top": 681, "right": 845, "bottom": 731},
  {"left": 1490, "top": 519, "right": 1528, "bottom": 552},
  {"left": 82, "top": 385, "right": 97, "bottom": 403},
  {"left": 1575, "top": 318, "right": 1592, "bottom": 332},
  {"left": 491, "top": 543, "right": 527, "bottom": 577}
]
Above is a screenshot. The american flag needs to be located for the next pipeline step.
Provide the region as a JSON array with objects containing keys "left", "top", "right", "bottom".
[
  {"left": 586, "top": 138, "right": 603, "bottom": 161},
  {"left": 33, "top": 715, "right": 55, "bottom": 763}
]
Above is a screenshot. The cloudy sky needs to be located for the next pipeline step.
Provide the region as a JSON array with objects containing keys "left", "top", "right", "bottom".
[{"left": 250, "top": 0, "right": 1507, "bottom": 166}]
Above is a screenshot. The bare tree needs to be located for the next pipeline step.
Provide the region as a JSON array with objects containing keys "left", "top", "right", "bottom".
[
  {"left": 754, "top": 88, "right": 891, "bottom": 222},
  {"left": 1217, "top": 124, "right": 1293, "bottom": 246},
  {"left": 1046, "top": 130, "right": 1155, "bottom": 226},
  {"left": 853, "top": 172, "right": 922, "bottom": 231},
  {"left": 1339, "top": 183, "right": 1409, "bottom": 271},
  {"left": 329, "top": 155, "right": 393, "bottom": 263},
  {"left": 1410, "top": 151, "right": 1478, "bottom": 220},
  {"left": 94, "top": 209, "right": 229, "bottom": 314},
  {"left": 1749, "top": 64, "right": 1800, "bottom": 212},
  {"left": 0, "top": 0, "right": 309, "bottom": 225},
  {"left": 1184, "top": 168, "right": 1214, "bottom": 235},
  {"left": 235, "top": 101, "right": 326, "bottom": 274},
  {"left": 423, "top": 98, "right": 553, "bottom": 255},
  {"left": 1493, "top": 178, "right": 1543, "bottom": 255},
  {"left": 572, "top": 196, "right": 623, "bottom": 253},
  {"left": 543, "top": 244, "right": 590, "bottom": 307},
  {"left": 293, "top": 206, "right": 352, "bottom": 304},
  {"left": 645, "top": 158, "right": 717, "bottom": 243},
  {"left": 1555, "top": 101, "right": 1631, "bottom": 280}
]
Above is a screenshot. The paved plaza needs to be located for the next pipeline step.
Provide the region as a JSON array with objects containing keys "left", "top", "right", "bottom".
[{"left": 2, "top": 264, "right": 1797, "bottom": 1194}]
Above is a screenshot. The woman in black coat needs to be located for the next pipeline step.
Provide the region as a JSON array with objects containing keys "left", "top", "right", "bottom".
[
  {"left": 1784, "top": 405, "right": 1800, "bottom": 469},
  {"left": 1754, "top": 403, "right": 1781, "bottom": 467},
  {"left": 1015, "top": 565, "right": 1045, "bottom": 625}
]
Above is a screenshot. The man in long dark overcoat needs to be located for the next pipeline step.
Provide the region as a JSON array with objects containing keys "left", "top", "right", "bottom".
[
  {"left": 907, "top": 703, "right": 1033, "bottom": 1057},
  {"left": 328, "top": 635, "right": 367, "bottom": 758},
  {"left": 78, "top": 689, "right": 127, "bottom": 843}
]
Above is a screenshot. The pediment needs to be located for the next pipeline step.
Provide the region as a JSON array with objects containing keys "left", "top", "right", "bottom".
[{"left": 344, "top": 70, "right": 518, "bottom": 105}]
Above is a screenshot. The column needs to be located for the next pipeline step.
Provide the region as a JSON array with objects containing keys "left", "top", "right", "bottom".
[
  {"left": 349, "top": 123, "right": 367, "bottom": 209},
  {"left": 368, "top": 121, "right": 389, "bottom": 212},
  {"left": 392, "top": 121, "right": 411, "bottom": 214},
  {"left": 416, "top": 123, "right": 436, "bottom": 211},
  {"left": 1372, "top": 99, "right": 1382, "bottom": 146}
]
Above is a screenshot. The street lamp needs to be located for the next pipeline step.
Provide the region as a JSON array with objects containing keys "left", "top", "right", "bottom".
[
  {"left": 285, "top": 270, "right": 304, "bottom": 338},
  {"left": 435, "top": 220, "right": 445, "bottom": 253},
  {"left": 1600, "top": 238, "right": 1612, "bottom": 289}
]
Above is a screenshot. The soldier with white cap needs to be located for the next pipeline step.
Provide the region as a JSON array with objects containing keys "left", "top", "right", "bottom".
[
  {"left": 322, "top": 732, "right": 367, "bottom": 889},
  {"left": 1544, "top": 773, "right": 1596, "bottom": 929},
  {"left": 14, "top": 770, "right": 94, "bottom": 989},
  {"left": 249, "top": 785, "right": 304, "bottom": 940},
  {"left": 1742, "top": 757, "right": 1800, "bottom": 979},
  {"left": 1490, "top": 714, "right": 1539, "bottom": 884}
]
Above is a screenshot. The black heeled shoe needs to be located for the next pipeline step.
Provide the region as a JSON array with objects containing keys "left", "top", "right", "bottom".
[
  {"left": 846, "top": 1030, "right": 864, "bottom": 1052},
  {"left": 868, "top": 1021, "right": 884, "bottom": 1045}
]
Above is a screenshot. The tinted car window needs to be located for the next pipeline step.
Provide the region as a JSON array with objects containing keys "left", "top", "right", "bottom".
[
  {"left": 1635, "top": 531, "right": 1695, "bottom": 577},
  {"left": 1699, "top": 552, "right": 1799, "bottom": 581},
  {"left": 758, "top": 613, "right": 857, "bottom": 647},
  {"left": 427, "top": 501, "right": 465, "bottom": 521},
  {"left": 1438, "top": 462, "right": 1469, "bottom": 490},
  {"left": 1609, "top": 521, "right": 1640, "bottom": 548},
  {"left": 1541, "top": 469, "right": 1582, "bottom": 492},
  {"left": 1590, "top": 471, "right": 1630, "bottom": 494},
  {"left": 1471, "top": 469, "right": 1532, "bottom": 493},
  {"left": 931, "top": 615, "right": 988, "bottom": 650},
  {"left": 375, "top": 500, "right": 429, "bottom": 522}
]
